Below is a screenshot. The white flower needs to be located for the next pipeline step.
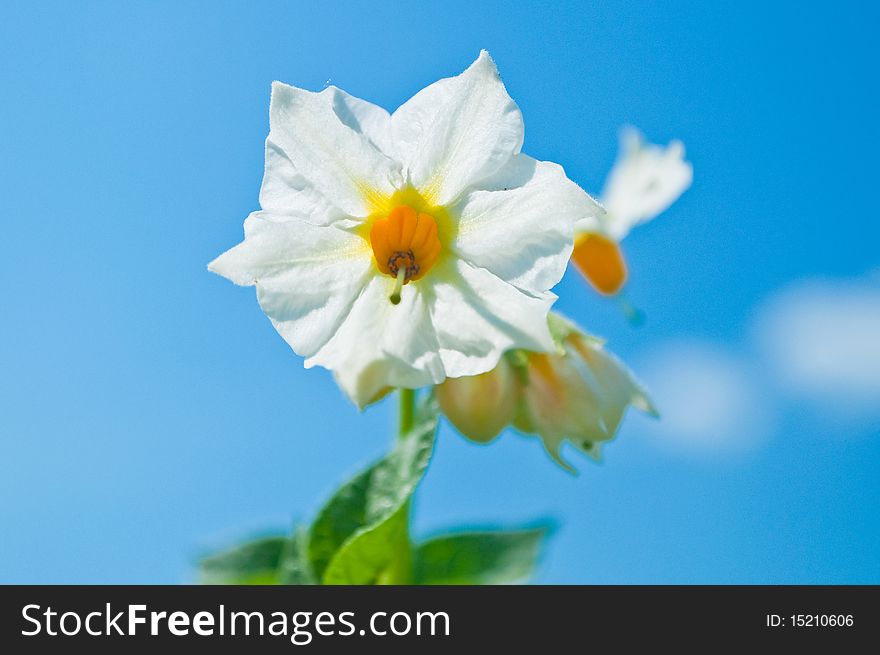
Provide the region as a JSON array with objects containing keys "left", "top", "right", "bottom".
[
  {"left": 597, "top": 126, "right": 693, "bottom": 240},
  {"left": 437, "top": 314, "right": 656, "bottom": 470},
  {"left": 209, "top": 51, "right": 602, "bottom": 407},
  {"left": 571, "top": 127, "right": 692, "bottom": 295}
]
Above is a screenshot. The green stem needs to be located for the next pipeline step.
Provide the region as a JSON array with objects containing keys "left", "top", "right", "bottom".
[
  {"left": 398, "top": 388, "right": 415, "bottom": 439},
  {"left": 387, "top": 387, "right": 417, "bottom": 584}
]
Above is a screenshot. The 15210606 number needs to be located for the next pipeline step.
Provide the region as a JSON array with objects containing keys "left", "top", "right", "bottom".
[{"left": 791, "top": 615, "right": 853, "bottom": 627}]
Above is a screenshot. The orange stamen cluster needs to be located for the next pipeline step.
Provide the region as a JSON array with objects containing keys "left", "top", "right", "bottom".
[
  {"left": 370, "top": 205, "right": 441, "bottom": 283},
  {"left": 571, "top": 232, "right": 628, "bottom": 296}
]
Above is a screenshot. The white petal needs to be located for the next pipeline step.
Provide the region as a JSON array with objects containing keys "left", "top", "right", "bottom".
[
  {"left": 428, "top": 259, "right": 557, "bottom": 378},
  {"left": 258, "top": 139, "right": 350, "bottom": 226},
  {"left": 306, "top": 256, "right": 559, "bottom": 407},
  {"left": 269, "top": 82, "right": 403, "bottom": 218},
  {"left": 208, "top": 214, "right": 373, "bottom": 357},
  {"left": 573, "top": 212, "right": 605, "bottom": 235},
  {"left": 260, "top": 87, "right": 397, "bottom": 225},
  {"left": 577, "top": 341, "right": 657, "bottom": 429},
  {"left": 307, "top": 275, "right": 445, "bottom": 407},
  {"left": 242, "top": 209, "right": 297, "bottom": 238},
  {"left": 452, "top": 155, "right": 601, "bottom": 294},
  {"left": 325, "top": 86, "right": 396, "bottom": 158},
  {"left": 600, "top": 127, "right": 693, "bottom": 240},
  {"left": 391, "top": 50, "right": 524, "bottom": 206},
  {"left": 517, "top": 349, "right": 609, "bottom": 470}
]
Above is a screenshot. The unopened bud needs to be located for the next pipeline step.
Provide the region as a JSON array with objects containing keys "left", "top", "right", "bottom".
[{"left": 436, "top": 356, "right": 520, "bottom": 443}]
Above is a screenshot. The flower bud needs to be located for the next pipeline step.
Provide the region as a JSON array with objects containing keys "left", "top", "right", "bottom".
[
  {"left": 436, "top": 355, "right": 520, "bottom": 443},
  {"left": 437, "top": 313, "right": 655, "bottom": 470}
]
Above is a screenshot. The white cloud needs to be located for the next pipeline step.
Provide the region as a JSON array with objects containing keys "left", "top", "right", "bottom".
[
  {"left": 753, "top": 277, "right": 880, "bottom": 418},
  {"left": 626, "top": 275, "right": 879, "bottom": 457},
  {"left": 633, "top": 341, "right": 774, "bottom": 455}
]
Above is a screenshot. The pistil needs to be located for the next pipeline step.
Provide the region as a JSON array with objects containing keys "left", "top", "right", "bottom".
[{"left": 390, "top": 266, "right": 406, "bottom": 305}]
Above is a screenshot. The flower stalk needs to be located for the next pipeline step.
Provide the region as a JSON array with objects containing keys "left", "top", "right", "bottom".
[
  {"left": 390, "top": 387, "right": 418, "bottom": 584},
  {"left": 398, "top": 388, "right": 416, "bottom": 439}
]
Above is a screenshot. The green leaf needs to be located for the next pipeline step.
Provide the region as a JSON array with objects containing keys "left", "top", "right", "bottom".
[
  {"left": 323, "top": 504, "right": 410, "bottom": 584},
  {"left": 199, "top": 536, "right": 286, "bottom": 585},
  {"left": 308, "top": 393, "right": 439, "bottom": 584},
  {"left": 413, "top": 525, "right": 551, "bottom": 585},
  {"left": 278, "top": 527, "right": 317, "bottom": 585}
]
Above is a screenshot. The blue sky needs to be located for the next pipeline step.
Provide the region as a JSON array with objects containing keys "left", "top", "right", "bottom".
[{"left": 1, "top": 0, "right": 878, "bottom": 583}]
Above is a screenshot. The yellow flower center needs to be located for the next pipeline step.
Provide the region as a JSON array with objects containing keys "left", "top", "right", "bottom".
[
  {"left": 370, "top": 205, "right": 442, "bottom": 303},
  {"left": 571, "top": 232, "right": 628, "bottom": 296}
]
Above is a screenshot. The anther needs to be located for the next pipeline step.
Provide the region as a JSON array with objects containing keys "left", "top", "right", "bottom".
[{"left": 387, "top": 250, "right": 418, "bottom": 281}]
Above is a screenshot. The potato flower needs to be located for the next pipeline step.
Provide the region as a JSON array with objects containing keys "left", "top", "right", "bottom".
[
  {"left": 209, "top": 52, "right": 602, "bottom": 407},
  {"left": 571, "top": 127, "right": 692, "bottom": 295},
  {"left": 437, "top": 314, "right": 655, "bottom": 469}
]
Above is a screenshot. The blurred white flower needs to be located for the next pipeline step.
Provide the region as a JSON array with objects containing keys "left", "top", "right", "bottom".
[
  {"left": 210, "top": 51, "right": 602, "bottom": 407},
  {"left": 438, "top": 314, "right": 655, "bottom": 470},
  {"left": 598, "top": 127, "right": 693, "bottom": 240},
  {"left": 571, "top": 127, "right": 692, "bottom": 295}
]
